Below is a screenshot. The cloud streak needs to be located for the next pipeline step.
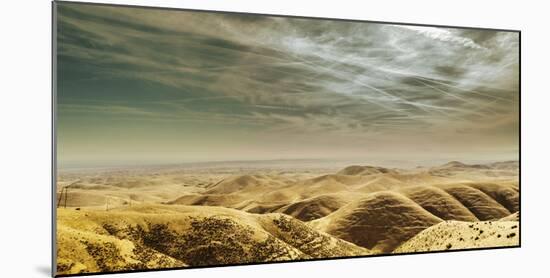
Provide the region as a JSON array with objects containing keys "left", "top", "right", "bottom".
[{"left": 55, "top": 3, "right": 519, "bottom": 165}]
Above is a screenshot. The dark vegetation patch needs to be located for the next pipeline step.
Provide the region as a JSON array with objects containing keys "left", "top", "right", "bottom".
[
  {"left": 81, "top": 241, "right": 124, "bottom": 272},
  {"left": 126, "top": 217, "right": 302, "bottom": 266}
]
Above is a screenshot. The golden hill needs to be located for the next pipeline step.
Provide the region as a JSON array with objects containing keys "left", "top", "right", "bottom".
[
  {"left": 309, "top": 181, "right": 519, "bottom": 253},
  {"left": 205, "top": 175, "right": 288, "bottom": 194},
  {"left": 56, "top": 204, "right": 370, "bottom": 275},
  {"left": 275, "top": 194, "right": 348, "bottom": 221},
  {"left": 311, "top": 191, "right": 442, "bottom": 253},
  {"left": 467, "top": 182, "right": 519, "bottom": 213},
  {"left": 393, "top": 220, "right": 519, "bottom": 253},
  {"left": 399, "top": 186, "right": 479, "bottom": 221},
  {"left": 336, "top": 165, "right": 395, "bottom": 176},
  {"left": 355, "top": 175, "right": 405, "bottom": 193},
  {"left": 429, "top": 161, "right": 519, "bottom": 179},
  {"left": 439, "top": 184, "right": 512, "bottom": 220}
]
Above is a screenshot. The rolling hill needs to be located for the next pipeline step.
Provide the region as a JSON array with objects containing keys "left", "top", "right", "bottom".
[{"left": 56, "top": 204, "right": 370, "bottom": 275}]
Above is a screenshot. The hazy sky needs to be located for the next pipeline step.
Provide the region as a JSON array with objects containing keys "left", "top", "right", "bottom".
[{"left": 56, "top": 3, "right": 519, "bottom": 168}]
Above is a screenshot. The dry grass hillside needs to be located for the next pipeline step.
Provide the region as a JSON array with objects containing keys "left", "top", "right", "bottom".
[
  {"left": 57, "top": 204, "right": 369, "bottom": 275},
  {"left": 56, "top": 160, "right": 519, "bottom": 275},
  {"left": 393, "top": 220, "right": 519, "bottom": 253},
  {"left": 274, "top": 194, "right": 348, "bottom": 221},
  {"left": 310, "top": 191, "right": 442, "bottom": 252}
]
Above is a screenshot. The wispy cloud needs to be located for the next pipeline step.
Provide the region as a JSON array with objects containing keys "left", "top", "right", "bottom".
[
  {"left": 56, "top": 3, "right": 519, "bottom": 163},
  {"left": 397, "top": 26, "right": 486, "bottom": 50}
]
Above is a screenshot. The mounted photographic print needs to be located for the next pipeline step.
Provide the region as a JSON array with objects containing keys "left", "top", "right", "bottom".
[{"left": 53, "top": 1, "right": 520, "bottom": 276}]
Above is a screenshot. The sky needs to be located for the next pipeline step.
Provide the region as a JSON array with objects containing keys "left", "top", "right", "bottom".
[{"left": 55, "top": 2, "right": 520, "bottom": 168}]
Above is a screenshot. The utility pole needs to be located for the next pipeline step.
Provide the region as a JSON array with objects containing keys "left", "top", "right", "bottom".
[
  {"left": 56, "top": 187, "right": 64, "bottom": 208},
  {"left": 56, "top": 180, "right": 80, "bottom": 209},
  {"left": 63, "top": 187, "right": 68, "bottom": 208}
]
